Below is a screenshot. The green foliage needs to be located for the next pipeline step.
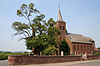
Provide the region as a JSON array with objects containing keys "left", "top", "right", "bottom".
[
  {"left": 25, "top": 17, "right": 60, "bottom": 55},
  {"left": 12, "top": 3, "right": 61, "bottom": 55},
  {"left": 12, "top": 22, "right": 31, "bottom": 37},
  {"left": 12, "top": 3, "right": 40, "bottom": 38},
  {"left": 33, "top": 14, "right": 47, "bottom": 35},
  {"left": 47, "top": 18, "right": 55, "bottom": 27},
  {"left": 47, "top": 18, "right": 60, "bottom": 45},
  {"left": 97, "top": 47, "right": 100, "bottom": 49},
  {"left": 0, "top": 55, "right": 8, "bottom": 60},
  {"left": 43, "top": 45, "right": 57, "bottom": 55},
  {"left": 17, "top": 3, "right": 39, "bottom": 18},
  {"left": 26, "top": 34, "right": 49, "bottom": 49},
  {"left": 0, "top": 52, "right": 27, "bottom": 60},
  {"left": 94, "top": 52, "right": 100, "bottom": 55},
  {"left": 12, "top": 22, "right": 30, "bottom": 31},
  {"left": 60, "top": 39, "right": 70, "bottom": 55}
]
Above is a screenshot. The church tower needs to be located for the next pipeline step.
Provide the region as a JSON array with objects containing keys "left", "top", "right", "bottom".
[{"left": 55, "top": 8, "right": 66, "bottom": 40}]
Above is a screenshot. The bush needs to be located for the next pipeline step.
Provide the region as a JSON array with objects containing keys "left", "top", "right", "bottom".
[
  {"left": 0, "top": 55, "right": 8, "bottom": 60},
  {"left": 0, "top": 52, "right": 28, "bottom": 60},
  {"left": 94, "top": 52, "right": 100, "bottom": 55},
  {"left": 43, "top": 45, "right": 57, "bottom": 55}
]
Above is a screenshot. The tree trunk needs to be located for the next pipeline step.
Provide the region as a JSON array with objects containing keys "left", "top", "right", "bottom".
[
  {"left": 32, "top": 27, "right": 35, "bottom": 37},
  {"left": 58, "top": 44, "right": 60, "bottom": 55},
  {"left": 32, "top": 48, "right": 34, "bottom": 53}
]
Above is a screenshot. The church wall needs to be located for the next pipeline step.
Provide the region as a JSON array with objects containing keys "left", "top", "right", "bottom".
[
  {"left": 72, "top": 43, "right": 94, "bottom": 55},
  {"left": 54, "top": 8, "right": 95, "bottom": 55}
]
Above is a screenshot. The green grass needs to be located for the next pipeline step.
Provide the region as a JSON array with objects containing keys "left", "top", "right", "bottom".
[{"left": 0, "top": 52, "right": 28, "bottom": 60}]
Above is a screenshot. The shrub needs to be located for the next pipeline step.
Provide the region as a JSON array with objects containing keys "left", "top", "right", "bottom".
[
  {"left": 0, "top": 55, "right": 8, "bottom": 60},
  {"left": 94, "top": 52, "right": 100, "bottom": 55}
]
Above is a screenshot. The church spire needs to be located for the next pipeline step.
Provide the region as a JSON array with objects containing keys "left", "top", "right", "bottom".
[{"left": 57, "top": 8, "right": 63, "bottom": 22}]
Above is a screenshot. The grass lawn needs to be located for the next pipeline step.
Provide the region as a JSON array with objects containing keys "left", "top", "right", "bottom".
[{"left": 0, "top": 52, "right": 28, "bottom": 60}]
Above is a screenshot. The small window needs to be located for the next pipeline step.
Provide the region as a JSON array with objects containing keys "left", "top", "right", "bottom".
[
  {"left": 84, "top": 45, "right": 86, "bottom": 50},
  {"left": 81, "top": 45, "right": 82, "bottom": 50},
  {"left": 77, "top": 45, "right": 79, "bottom": 50},
  {"left": 63, "top": 26, "right": 64, "bottom": 30},
  {"left": 87, "top": 46, "right": 89, "bottom": 50},
  {"left": 60, "top": 26, "right": 62, "bottom": 30},
  {"left": 73, "top": 45, "right": 76, "bottom": 50},
  {"left": 90, "top": 45, "right": 92, "bottom": 50}
]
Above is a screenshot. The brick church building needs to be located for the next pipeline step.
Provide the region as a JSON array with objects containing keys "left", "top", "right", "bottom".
[{"left": 54, "top": 8, "right": 95, "bottom": 55}]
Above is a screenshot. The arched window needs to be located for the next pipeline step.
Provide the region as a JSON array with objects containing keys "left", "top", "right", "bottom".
[
  {"left": 63, "top": 26, "right": 64, "bottom": 30},
  {"left": 87, "top": 46, "right": 89, "bottom": 50},
  {"left": 81, "top": 45, "right": 82, "bottom": 50},
  {"left": 90, "top": 45, "right": 92, "bottom": 50},
  {"left": 77, "top": 45, "right": 79, "bottom": 50},
  {"left": 84, "top": 45, "right": 86, "bottom": 50},
  {"left": 73, "top": 45, "right": 76, "bottom": 50},
  {"left": 60, "top": 26, "right": 62, "bottom": 30}
]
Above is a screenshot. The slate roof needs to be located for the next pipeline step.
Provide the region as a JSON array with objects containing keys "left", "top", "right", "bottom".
[{"left": 66, "top": 33, "right": 94, "bottom": 44}]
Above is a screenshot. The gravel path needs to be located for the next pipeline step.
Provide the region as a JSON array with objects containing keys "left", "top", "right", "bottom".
[{"left": 0, "top": 59, "right": 100, "bottom": 66}]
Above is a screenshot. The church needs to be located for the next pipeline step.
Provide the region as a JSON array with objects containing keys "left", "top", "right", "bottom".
[{"left": 54, "top": 8, "right": 95, "bottom": 55}]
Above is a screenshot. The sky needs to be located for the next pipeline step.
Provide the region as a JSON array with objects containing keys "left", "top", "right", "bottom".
[{"left": 0, "top": 0, "right": 100, "bottom": 51}]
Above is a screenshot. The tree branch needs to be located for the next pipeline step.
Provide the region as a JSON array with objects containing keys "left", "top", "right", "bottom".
[{"left": 22, "top": 30, "right": 30, "bottom": 37}]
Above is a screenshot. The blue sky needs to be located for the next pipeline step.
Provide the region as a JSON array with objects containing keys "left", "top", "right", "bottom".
[{"left": 0, "top": 0, "right": 100, "bottom": 51}]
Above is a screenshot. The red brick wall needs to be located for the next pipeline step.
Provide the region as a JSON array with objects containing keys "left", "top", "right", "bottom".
[
  {"left": 55, "top": 21, "right": 66, "bottom": 41},
  {"left": 8, "top": 55, "right": 82, "bottom": 65},
  {"left": 54, "top": 19, "right": 95, "bottom": 55},
  {"left": 8, "top": 55, "right": 100, "bottom": 65},
  {"left": 72, "top": 43, "right": 94, "bottom": 54},
  {"left": 87, "top": 55, "right": 100, "bottom": 60}
]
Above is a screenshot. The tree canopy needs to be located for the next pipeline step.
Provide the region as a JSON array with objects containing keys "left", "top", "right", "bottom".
[
  {"left": 12, "top": 3, "right": 61, "bottom": 55},
  {"left": 12, "top": 3, "right": 69, "bottom": 55}
]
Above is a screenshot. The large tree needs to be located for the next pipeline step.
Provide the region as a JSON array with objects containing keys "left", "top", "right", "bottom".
[
  {"left": 12, "top": 3, "right": 40, "bottom": 39},
  {"left": 12, "top": 3, "right": 61, "bottom": 55}
]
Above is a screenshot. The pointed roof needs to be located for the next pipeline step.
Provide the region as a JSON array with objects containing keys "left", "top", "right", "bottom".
[{"left": 57, "top": 8, "right": 63, "bottom": 22}]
